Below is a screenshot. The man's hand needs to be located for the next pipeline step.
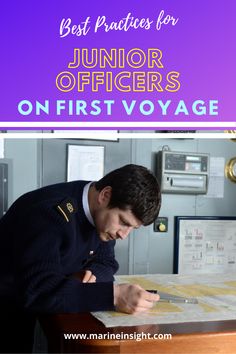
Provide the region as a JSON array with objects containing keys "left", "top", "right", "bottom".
[
  {"left": 71, "top": 270, "right": 96, "bottom": 282},
  {"left": 82, "top": 270, "right": 96, "bottom": 283},
  {"left": 113, "top": 283, "right": 160, "bottom": 314}
]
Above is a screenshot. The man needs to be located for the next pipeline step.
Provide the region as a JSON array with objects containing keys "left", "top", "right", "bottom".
[{"left": 0, "top": 164, "right": 161, "bottom": 352}]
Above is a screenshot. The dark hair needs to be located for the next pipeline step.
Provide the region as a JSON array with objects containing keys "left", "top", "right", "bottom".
[{"left": 95, "top": 164, "right": 161, "bottom": 226}]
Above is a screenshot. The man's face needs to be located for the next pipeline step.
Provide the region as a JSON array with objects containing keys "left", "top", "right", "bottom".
[
  {"left": 95, "top": 207, "right": 142, "bottom": 242},
  {"left": 93, "top": 186, "right": 142, "bottom": 242}
]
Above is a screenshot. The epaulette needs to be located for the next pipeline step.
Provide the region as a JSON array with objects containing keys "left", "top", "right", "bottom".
[{"left": 56, "top": 198, "right": 77, "bottom": 222}]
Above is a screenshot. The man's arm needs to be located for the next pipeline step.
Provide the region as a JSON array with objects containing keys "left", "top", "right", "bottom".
[
  {"left": 82, "top": 240, "right": 119, "bottom": 282},
  {"left": 14, "top": 206, "right": 158, "bottom": 314},
  {"left": 13, "top": 204, "right": 115, "bottom": 313}
]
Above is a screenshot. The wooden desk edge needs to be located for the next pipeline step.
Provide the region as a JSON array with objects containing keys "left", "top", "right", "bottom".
[{"left": 40, "top": 314, "right": 236, "bottom": 354}]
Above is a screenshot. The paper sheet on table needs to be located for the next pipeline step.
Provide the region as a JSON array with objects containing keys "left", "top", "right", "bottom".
[{"left": 92, "top": 273, "right": 236, "bottom": 327}]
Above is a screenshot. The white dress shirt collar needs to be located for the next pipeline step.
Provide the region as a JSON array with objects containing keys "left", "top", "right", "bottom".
[{"left": 82, "top": 182, "right": 95, "bottom": 226}]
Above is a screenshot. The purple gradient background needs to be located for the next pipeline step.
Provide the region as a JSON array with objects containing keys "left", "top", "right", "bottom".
[{"left": 1, "top": 0, "right": 235, "bottom": 128}]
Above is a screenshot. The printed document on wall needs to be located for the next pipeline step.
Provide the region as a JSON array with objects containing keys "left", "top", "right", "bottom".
[{"left": 205, "top": 157, "right": 225, "bottom": 198}]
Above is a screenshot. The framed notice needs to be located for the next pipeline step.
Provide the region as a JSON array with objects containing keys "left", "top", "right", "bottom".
[
  {"left": 67, "top": 145, "right": 104, "bottom": 182},
  {"left": 174, "top": 216, "right": 236, "bottom": 274}
]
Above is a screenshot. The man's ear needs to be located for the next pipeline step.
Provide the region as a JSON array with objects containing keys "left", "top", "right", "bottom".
[{"left": 97, "top": 186, "right": 112, "bottom": 207}]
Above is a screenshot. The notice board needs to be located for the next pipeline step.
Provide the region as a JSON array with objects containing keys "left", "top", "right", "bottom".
[{"left": 174, "top": 216, "right": 236, "bottom": 274}]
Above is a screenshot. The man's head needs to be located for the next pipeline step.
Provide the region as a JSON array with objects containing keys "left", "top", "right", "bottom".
[{"left": 92, "top": 164, "right": 161, "bottom": 241}]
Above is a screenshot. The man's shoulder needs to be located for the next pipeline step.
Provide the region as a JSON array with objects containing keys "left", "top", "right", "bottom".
[
  {"left": 29, "top": 180, "right": 87, "bottom": 196},
  {"left": 6, "top": 181, "right": 87, "bottom": 221},
  {"left": 15, "top": 180, "right": 88, "bottom": 204}
]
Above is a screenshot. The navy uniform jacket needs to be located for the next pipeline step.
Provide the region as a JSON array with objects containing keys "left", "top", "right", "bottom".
[{"left": 0, "top": 180, "right": 119, "bottom": 314}]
